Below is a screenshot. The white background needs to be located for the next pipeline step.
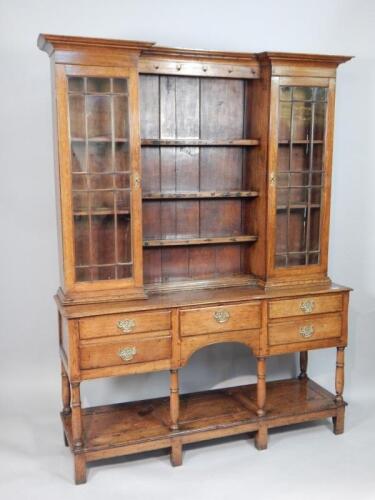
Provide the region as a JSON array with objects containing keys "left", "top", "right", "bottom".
[{"left": 1, "top": 0, "right": 374, "bottom": 498}]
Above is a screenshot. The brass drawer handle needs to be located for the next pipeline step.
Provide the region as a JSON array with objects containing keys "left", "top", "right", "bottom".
[
  {"left": 118, "top": 346, "right": 137, "bottom": 362},
  {"left": 300, "top": 325, "right": 314, "bottom": 339},
  {"left": 117, "top": 319, "right": 136, "bottom": 333},
  {"left": 213, "top": 310, "right": 230, "bottom": 323},
  {"left": 300, "top": 299, "right": 315, "bottom": 314}
]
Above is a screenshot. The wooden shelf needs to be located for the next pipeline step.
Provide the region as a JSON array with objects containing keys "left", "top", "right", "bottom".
[
  {"left": 143, "top": 191, "right": 259, "bottom": 200},
  {"left": 277, "top": 203, "right": 321, "bottom": 210},
  {"left": 71, "top": 137, "right": 128, "bottom": 143},
  {"left": 141, "top": 139, "right": 259, "bottom": 147},
  {"left": 143, "top": 235, "right": 257, "bottom": 247},
  {"left": 74, "top": 209, "right": 130, "bottom": 216},
  {"left": 68, "top": 91, "right": 128, "bottom": 97},
  {"left": 278, "top": 140, "right": 324, "bottom": 145},
  {"left": 61, "top": 379, "right": 342, "bottom": 462}
]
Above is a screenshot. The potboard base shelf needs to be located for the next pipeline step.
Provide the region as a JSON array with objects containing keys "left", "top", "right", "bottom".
[{"left": 62, "top": 378, "right": 345, "bottom": 467}]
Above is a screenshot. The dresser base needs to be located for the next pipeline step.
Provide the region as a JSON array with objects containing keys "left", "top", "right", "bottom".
[{"left": 61, "top": 378, "right": 346, "bottom": 481}]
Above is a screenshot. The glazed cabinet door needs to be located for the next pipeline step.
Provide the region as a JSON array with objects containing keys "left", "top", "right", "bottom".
[
  {"left": 268, "top": 77, "right": 335, "bottom": 282},
  {"left": 54, "top": 65, "right": 143, "bottom": 297}
]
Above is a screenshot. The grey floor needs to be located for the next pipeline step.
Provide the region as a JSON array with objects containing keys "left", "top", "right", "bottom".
[{"left": 1, "top": 376, "right": 374, "bottom": 500}]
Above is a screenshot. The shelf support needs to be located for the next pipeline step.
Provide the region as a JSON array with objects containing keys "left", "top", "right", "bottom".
[
  {"left": 333, "top": 347, "right": 345, "bottom": 435},
  {"left": 71, "top": 382, "right": 86, "bottom": 484},
  {"left": 298, "top": 351, "right": 308, "bottom": 380},
  {"left": 255, "top": 356, "right": 268, "bottom": 450}
]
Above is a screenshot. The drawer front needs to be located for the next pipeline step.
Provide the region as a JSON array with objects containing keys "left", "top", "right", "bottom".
[
  {"left": 268, "top": 294, "right": 342, "bottom": 319},
  {"left": 80, "top": 333, "right": 172, "bottom": 369},
  {"left": 79, "top": 310, "right": 171, "bottom": 339},
  {"left": 268, "top": 313, "right": 342, "bottom": 346},
  {"left": 180, "top": 302, "right": 261, "bottom": 337}
]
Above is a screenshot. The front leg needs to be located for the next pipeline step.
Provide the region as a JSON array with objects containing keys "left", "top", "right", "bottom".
[
  {"left": 333, "top": 347, "right": 345, "bottom": 435},
  {"left": 61, "top": 362, "right": 71, "bottom": 446},
  {"left": 71, "top": 382, "right": 86, "bottom": 484}
]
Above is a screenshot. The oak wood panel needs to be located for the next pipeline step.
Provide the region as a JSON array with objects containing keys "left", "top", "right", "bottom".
[
  {"left": 80, "top": 332, "right": 171, "bottom": 369},
  {"left": 269, "top": 293, "right": 342, "bottom": 319},
  {"left": 180, "top": 302, "right": 261, "bottom": 336},
  {"left": 268, "top": 312, "right": 342, "bottom": 346},
  {"left": 79, "top": 309, "right": 171, "bottom": 339}
]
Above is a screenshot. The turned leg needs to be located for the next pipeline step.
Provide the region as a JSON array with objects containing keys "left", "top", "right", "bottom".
[
  {"left": 170, "top": 369, "right": 180, "bottom": 431},
  {"left": 256, "top": 357, "right": 266, "bottom": 417},
  {"left": 71, "top": 382, "right": 86, "bottom": 484},
  {"left": 333, "top": 347, "right": 345, "bottom": 435},
  {"left": 61, "top": 363, "right": 71, "bottom": 446},
  {"left": 298, "top": 351, "right": 308, "bottom": 380},
  {"left": 255, "top": 357, "right": 268, "bottom": 450},
  {"left": 169, "top": 370, "right": 182, "bottom": 466}
]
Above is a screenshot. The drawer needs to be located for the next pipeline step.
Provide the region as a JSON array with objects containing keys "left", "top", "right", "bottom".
[
  {"left": 180, "top": 302, "right": 261, "bottom": 337},
  {"left": 80, "top": 332, "right": 172, "bottom": 369},
  {"left": 268, "top": 313, "right": 342, "bottom": 346},
  {"left": 268, "top": 294, "right": 342, "bottom": 319},
  {"left": 79, "top": 310, "right": 171, "bottom": 339}
]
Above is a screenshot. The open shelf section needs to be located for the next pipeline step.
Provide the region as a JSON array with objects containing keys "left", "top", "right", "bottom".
[
  {"left": 143, "top": 191, "right": 259, "bottom": 200},
  {"left": 143, "top": 235, "right": 257, "bottom": 247},
  {"left": 62, "top": 378, "right": 343, "bottom": 462},
  {"left": 141, "top": 139, "right": 259, "bottom": 146}
]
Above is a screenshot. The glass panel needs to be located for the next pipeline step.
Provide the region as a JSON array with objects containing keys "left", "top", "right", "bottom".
[
  {"left": 86, "top": 95, "right": 111, "bottom": 140},
  {"left": 275, "top": 85, "right": 327, "bottom": 268},
  {"left": 69, "top": 95, "right": 85, "bottom": 139},
  {"left": 68, "top": 77, "right": 84, "bottom": 92},
  {"left": 67, "top": 76, "right": 133, "bottom": 282},
  {"left": 87, "top": 78, "right": 110, "bottom": 93},
  {"left": 113, "top": 78, "right": 128, "bottom": 93},
  {"left": 71, "top": 143, "right": 86, "bottom": 172},
  {"left": 114, "top": 95, "right": 129, "bottom": 139},
  {"left": 115, "top": 143, "right": 130, "bottom": 171}
]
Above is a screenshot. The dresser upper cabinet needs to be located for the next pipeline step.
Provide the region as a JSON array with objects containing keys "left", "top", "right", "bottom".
[
  {"left": 38, "top": 36, "right": 350, "bottom": 301},
  {"left": 251, "top": 53, "right": 349, "bottom": 288},
  {"left": 38, "top": 36, "right": 155, "bottom": 302}
]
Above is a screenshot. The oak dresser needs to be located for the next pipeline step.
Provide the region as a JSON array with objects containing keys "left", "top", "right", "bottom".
[{"left": 38, "top": 34, "right": 352, "bottom": 484}]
